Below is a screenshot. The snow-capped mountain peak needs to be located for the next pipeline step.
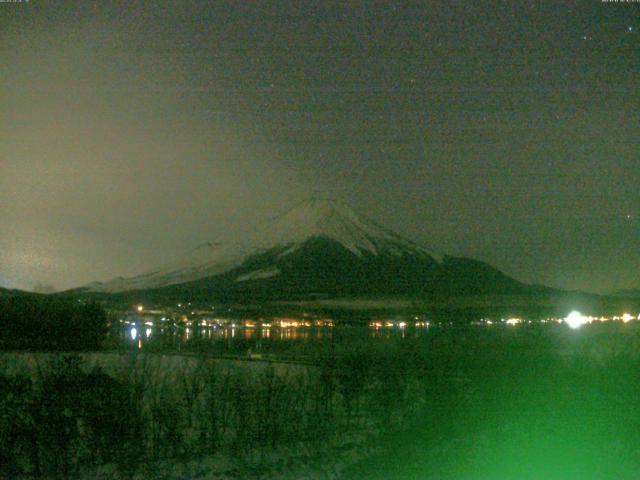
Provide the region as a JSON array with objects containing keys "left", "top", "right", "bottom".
[
  {"left": 80, "top": 198, "right": 442, "bottom": 293},
  {"left": 254, "top": 198, "right": 441, "bottom": 259}
]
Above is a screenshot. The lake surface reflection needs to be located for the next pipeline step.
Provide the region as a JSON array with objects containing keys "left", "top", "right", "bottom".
[{"left": 117, "top": 322, "right": 429, "bottom": 357}]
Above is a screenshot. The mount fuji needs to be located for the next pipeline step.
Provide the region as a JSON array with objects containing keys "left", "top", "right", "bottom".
[{"left": 77, "top": 199, "right": 528, "bottom": 300}]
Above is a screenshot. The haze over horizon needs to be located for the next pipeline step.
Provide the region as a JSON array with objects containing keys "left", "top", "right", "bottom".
[{"left": 1, "top": 1, "right": 638, "bottom": 294}]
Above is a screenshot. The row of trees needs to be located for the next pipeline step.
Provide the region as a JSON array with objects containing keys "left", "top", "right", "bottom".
[
  {"left": 0, "top": 295, "right": 108, "bottom": 350},
  {"left": 0, "top": 348, "right": 428, "bottom": 479}
]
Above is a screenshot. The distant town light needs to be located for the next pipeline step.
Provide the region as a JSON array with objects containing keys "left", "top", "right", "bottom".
[
  {"left": 565, "top": 311, "right": 588, "bottom": 329},
  {"left": 136, "top": 305, "right": 143, "bottom": 313},
  {"left": 622, "top": 313, "right": 634, "bottom": 323},
  {"left": 130, "top": 327, "right": 138, "bottom": 340}
]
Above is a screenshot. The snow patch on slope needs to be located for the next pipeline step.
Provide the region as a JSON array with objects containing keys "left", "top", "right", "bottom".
[
  {"left": 87, "top": 241, "right": 245, "bottom": 293},
  {"left": 235, "top": 267, "right": 281, "bottom": 282}
]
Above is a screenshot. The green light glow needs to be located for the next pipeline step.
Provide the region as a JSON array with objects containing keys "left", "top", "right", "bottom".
[{"left": 564, "top": 311, "right": 588, "bottom": 329}]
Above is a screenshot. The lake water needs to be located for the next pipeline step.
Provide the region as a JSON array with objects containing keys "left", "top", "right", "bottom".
[{"left": 117, "top": 323, "right": 431, "bottom": 358}]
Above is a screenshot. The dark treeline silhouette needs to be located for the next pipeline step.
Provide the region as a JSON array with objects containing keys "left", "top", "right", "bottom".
[{"left": 0, "top": 294, "right": 108, "bottom": 350}]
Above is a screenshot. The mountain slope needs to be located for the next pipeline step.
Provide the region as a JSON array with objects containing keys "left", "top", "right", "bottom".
[
  {"left": 611, "top": 289, "right": 640, "bottom": 298},
  {"left": 77, "top": 198, "right": 528, "bottom": 299},
  {"left": 154, "top": 237, "right": 525, "bottom": 301}
]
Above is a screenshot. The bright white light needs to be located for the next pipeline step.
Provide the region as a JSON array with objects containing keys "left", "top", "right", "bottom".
[
  {"left": 622, "top": 313, "right": 634, "bottom": 323},
  {"left": 136, "top": 305, "right": 143, "bottom": 313},
  {"left": 145, "top": 328, "right": 152, "bottom": 338},
  {"left": 564, "top": 311, "right": 588, "bottom": 329},
  {"left": 130, "top": 327, "right": 138, "bottom": 340}
]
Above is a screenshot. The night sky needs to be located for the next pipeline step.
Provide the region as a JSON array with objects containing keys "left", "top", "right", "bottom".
[{"left": 1, "top": 1, "right": 638, "bottom": 293}]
